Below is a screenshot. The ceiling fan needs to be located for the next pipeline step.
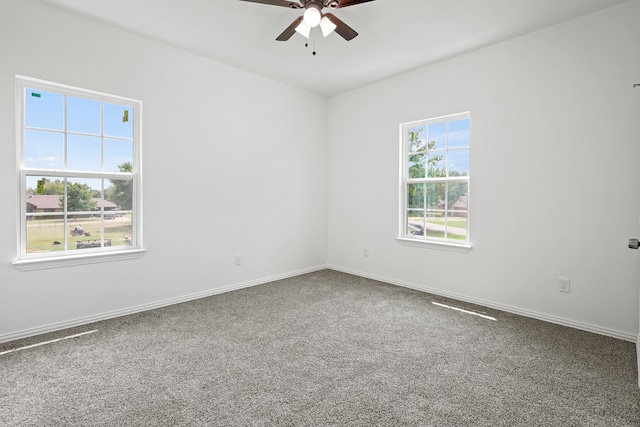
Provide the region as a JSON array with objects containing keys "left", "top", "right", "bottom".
[{"left": 239, "top": 0, "right": 376, "bottom": 41}]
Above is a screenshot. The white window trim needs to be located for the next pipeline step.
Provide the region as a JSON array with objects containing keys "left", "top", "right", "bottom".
[
  {"left": 395, "top": 236, "right": 472, "bottom": 252},
  {"left": 398, "top": 112, "right": 472, "bottom": 250},
  {"left": 13, "top": 76, "right": 145, "bottom": 269},
  {"left": 13, "top": 249, "right": 147, "bottom": 272}
]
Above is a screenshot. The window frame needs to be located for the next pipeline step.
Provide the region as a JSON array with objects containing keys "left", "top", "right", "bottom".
[
  {"left": 13, "top": 76, "right": 144, "bottom": 270},
  {"left": 398, "top": 112, "right": 471, "bottom": 249}
]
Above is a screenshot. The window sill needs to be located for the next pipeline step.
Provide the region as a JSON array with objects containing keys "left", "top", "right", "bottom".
[
  {"left": 13, "top": 249, "right": 146, "bottom": 272},
  {"left": 396, "top": 237, "right": 472, "bottom": 253}
]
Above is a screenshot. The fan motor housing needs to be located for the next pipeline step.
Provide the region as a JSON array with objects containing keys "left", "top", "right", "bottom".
[{"left": 305, "top": 1, "right": 325, "bottom": 10}]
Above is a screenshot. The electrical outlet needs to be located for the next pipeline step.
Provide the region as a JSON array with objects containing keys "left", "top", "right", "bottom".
[
  {"left": 559, "top": 276, "right": 570, "bottom": 293},
  {"left": 234, "top": 255, "right": 241, "bottom": 266}
]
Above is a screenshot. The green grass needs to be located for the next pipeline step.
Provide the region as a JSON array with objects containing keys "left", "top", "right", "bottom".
[
  {"left": 26, "top": 215, "right": 132, "bottom": 254},
  {"left": 427, "top": 219, "right": 468, "bottom": 228}
]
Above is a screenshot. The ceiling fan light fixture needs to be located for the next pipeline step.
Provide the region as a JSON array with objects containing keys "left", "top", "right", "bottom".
[
  {"left": 303, "top": 7, "right": 322, "bottom": 27},
  {"left": 295, "top": 20, "right": 311, "bottom": 38},
  {"left": 319, "top": 16, "right": 337, "bottom": 37}
]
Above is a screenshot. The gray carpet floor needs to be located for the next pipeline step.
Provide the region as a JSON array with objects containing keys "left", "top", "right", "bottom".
[{"left": 1, "top": 269, "right": 639, "bottom": 426}]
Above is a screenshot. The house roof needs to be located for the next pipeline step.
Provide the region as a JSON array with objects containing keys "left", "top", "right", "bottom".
[
  {"left": 26, "top": 194, "right": 60, "bottom": 210},
  {"left": 95, "top": 198, "right": 118, "bottom": 209},
  {"left": 26, "top": 194, "right": 118, "bottom": 210}
]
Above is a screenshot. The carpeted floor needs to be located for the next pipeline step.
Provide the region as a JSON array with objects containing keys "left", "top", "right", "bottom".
[{"left": 1, "top": 270, "right": 639, "bottom": 426}]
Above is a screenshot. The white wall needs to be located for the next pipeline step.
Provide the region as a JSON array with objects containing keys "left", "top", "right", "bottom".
[
  {"left": 0, "top": 0, "right": 328, "bottom": 341},
  {"left": 327, "top": 0, "right": 640, "bottom": 340}
]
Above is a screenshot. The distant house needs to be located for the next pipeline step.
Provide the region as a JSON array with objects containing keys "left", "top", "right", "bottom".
[
  {"left": 26, "top": 194, "right": 61, "bottom": 213},
  {"left": 450, "top": 195, "right": 468, "bottom": 217},
  {"left": 26, "top": 194, "right": 118, "bottom": 213},
  {"left": 94, "top": 198, "right": 118, "bottom": 211},
  {"left": 433, "top": 195, "right": 468, "bottom": 218}
]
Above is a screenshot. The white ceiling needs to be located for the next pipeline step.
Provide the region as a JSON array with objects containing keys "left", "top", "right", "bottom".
[{"left": 37, "top": 0, "right": 628, "bottom": 96}]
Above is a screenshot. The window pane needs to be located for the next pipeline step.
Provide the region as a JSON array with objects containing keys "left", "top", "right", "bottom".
[
  {"left": 24, "top": 130, "right": 63, "bottom": 169},
  {"left": 425, "top": 211, "right": 443, "bottom": 238},
  {"left": 25, "top": 175, "right": 65, "bottom": 254},
  {"left": 448, "top": 118, "right": 470, "bottom": 148},
  {"left": 67, "top": 96, "right": 100, "bottom": 134},
  {"left": 428, "top": 122, "right": 447, "bottom": 150},
  {"left": 408, "top": 126, "right": 426, "bottom": 154},
  {"left": 408, "top": 125, "right": 426, "bottom": 178},
  {"left": 105, "top": 178, "right": 133, "bottom": 211},
  {"left": 104, "top": 139, "right": 133, "bottom": 173},
  {"left": 427, "top": 151, "right": 445, "bottom": 177},
  {"left": 408, "top": 154, "right": 425, "bottom": 178},
  {"left": 406, "top": 211, "right": 424, "bottom": 236},
  {"left": 66, "top": 178, "right": 101, "bottom": 213},
  {"left": 104, "top": 103, "right": 133, "bottom": 138},
  {"left": 444, "top": 213, "right": 468, "bottom": 240},
  {"left": 25, "top": 89, "right": 63, "bottom": 131},
  {"left": 26, "top": 215, "right": 65, "bottom": 254},
  {"left": 105, "top": 213, "right": 133, "bottom": 248},
  {"left": 67, "top": 134, "right": 101, "bottom": 172},
  {"left": 26, "top": 176, "right": 64, "bottom": 209},
  {"left": 407, "top": 184, "right": 424, "bottom": 209},
  {"left": 448, "top": 148, "right": 470, "bottom": 177},
  {"left": 100, "top": 180, "right": 131, "bottom": 248},
  {"left": 447, "top": 182, "right": 468, "bottom": 210},
  {"left": 425, "top": 183, "right": 444, "bottom": 210}
]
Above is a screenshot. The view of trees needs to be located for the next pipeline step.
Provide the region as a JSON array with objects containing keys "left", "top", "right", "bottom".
[
  {"left": 65, "top": 182, "right": 97, "bottom": 211},
  {"left": 104, "top": 162, "right": 133, "bottom": 210},
  {"left": 408, "top": 127, "right": 442, "bottom": 179},
  {"left": 27, "top": 162, "right": 133, "bottom": 213}
]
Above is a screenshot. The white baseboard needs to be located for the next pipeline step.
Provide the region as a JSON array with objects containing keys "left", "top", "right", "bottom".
[
  {"left": 3, "top": 264, "right": 636, "bottom": 346},
  {"left": 0, "top": 264, "right": 328, "bottom": 344},
  {"left": 327, "top": 264, "right": 638, "bottom": 343}
]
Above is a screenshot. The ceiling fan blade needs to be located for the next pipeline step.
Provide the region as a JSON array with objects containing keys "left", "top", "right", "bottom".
[
  {"left": 239, "top": 0, "right": 302, "bottom": 8},
  {"left": 276, "top": 16, "right": 304, "bottom": 41},
  {"left": 326, "top": 0, "right": 375, "bottom": 8},
  {"left": 324, "top": 13, "right": 358, "bottom": 40}
]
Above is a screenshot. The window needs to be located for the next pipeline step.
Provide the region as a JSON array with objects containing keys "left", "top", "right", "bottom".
[
  {"left": 399, "top": 112, "right": 470, "bottom": 246},
  {"left": 15, "top": 76, "right": 143, "bottom": 268}
]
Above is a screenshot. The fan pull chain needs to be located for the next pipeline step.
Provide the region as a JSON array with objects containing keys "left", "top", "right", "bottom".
[
  {"left": 303, "top": 30, "right": 317, "bottom": 56},
  {"left": 313, "top": 31, "right": 316, "bottom": 55}
]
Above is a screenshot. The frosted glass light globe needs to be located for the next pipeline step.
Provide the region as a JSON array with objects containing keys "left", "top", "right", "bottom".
[{"left": 303, "top": 8, "right": 322, "bottom": 28}]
